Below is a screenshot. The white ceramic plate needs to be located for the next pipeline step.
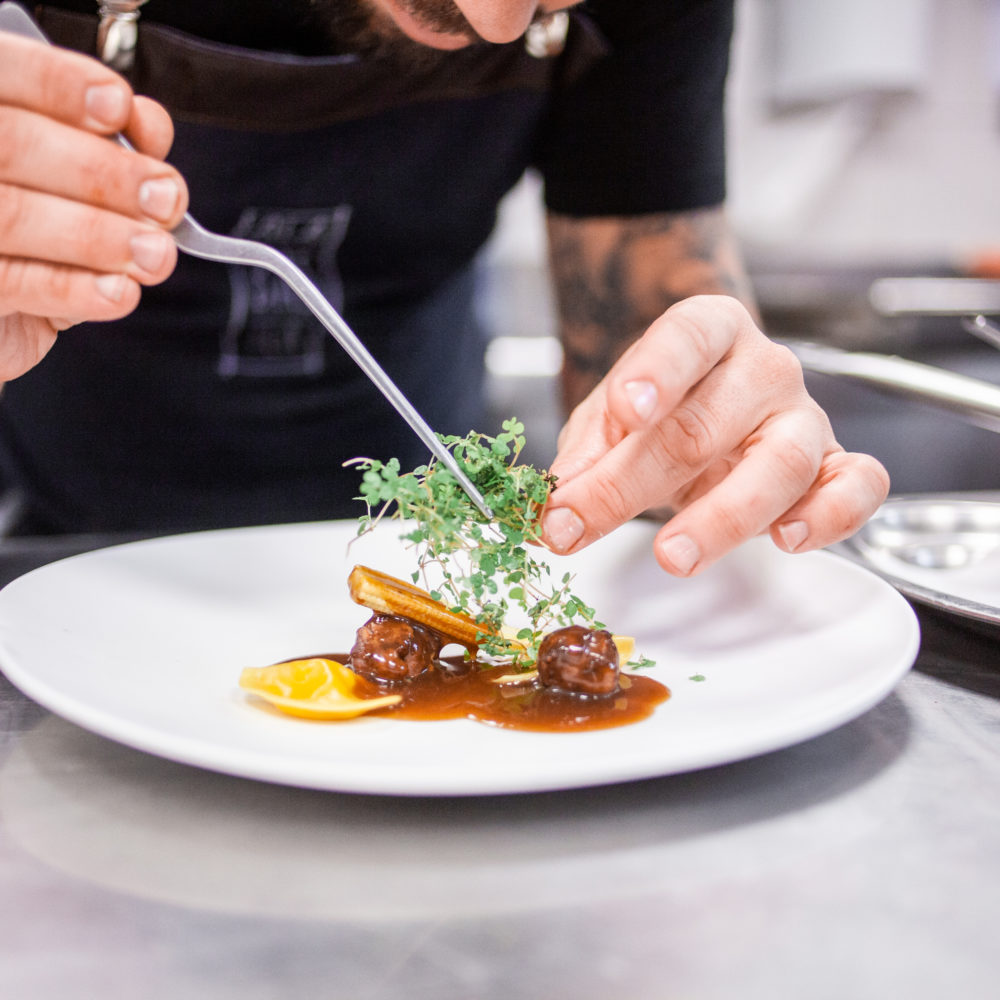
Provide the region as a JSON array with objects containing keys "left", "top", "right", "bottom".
[{"left": 0, "top": 520, "right": 919, "bottom": 796}]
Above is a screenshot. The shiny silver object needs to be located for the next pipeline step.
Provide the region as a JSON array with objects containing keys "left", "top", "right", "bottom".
[
  {"left": 960, "top": 314, "right": 1000, "bottom": 352},
  {"left": 791, "top": 273, "right": 1000, "bottom": 433},
  {"left": 97, "top": 0, "right": 148, "bottom": 71},
  {"left": 785, "top": 338, "right": 1000, "bottom": 434},
  {"left": 524, "top": 11, "right": 569, "bottom": 58},
  {"left": 836, "top": 495, "right": 1000, "bottom": 626},
  {"left": 848, "top": 497, "right": 1000, "bottom": 570},
  {"left": 168, "top": 215, "right": 493, "bottom": 519}
]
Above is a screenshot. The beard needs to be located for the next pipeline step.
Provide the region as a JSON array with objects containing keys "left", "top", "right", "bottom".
[
  {"left": 391, "top": 0, "right": 475, "bottom": 35},
  {"left": 307, "top": 1, "right": 477, "bottom": 65}
]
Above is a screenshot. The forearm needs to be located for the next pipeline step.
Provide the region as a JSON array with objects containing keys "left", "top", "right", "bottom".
[
  {"left": 546, "top": 204, "right": 757, "bottom": 411},
  {"left": 540, "top": 205, "right": 888, "bottom": 574}
]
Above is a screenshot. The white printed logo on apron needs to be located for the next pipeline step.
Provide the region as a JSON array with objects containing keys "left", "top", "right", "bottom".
[{"left": 218, "top": 205, "right": 352, "bottom": 378}]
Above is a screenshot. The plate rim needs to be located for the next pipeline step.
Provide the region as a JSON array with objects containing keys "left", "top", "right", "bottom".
[{"left": 0, "top": 521, "right": 921, "bottom": 796}]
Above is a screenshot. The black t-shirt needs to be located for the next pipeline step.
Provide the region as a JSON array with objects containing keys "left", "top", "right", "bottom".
[{"left": 0, "top": 0, "right": 733, "bottom": 534}]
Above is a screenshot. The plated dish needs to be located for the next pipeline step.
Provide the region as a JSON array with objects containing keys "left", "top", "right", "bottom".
[
  {"left": 0, "top": 520, "right": 919, "bottom": 795},
  {"left": 836, "top": 494, "right": 1000, "bottom": 627}
]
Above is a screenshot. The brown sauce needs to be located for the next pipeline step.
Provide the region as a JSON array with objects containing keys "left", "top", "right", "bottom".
[{"left": 306, "top": 654, "right": 670, "bottom": 732}]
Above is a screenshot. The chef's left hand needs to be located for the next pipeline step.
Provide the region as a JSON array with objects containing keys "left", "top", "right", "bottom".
[{"left": 540, "top": 295, "right": 889, "bottom": 575}]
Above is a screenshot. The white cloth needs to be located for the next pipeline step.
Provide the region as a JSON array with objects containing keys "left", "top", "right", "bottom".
[
  {"left": 768, "top": 0, "right": 933, "bottom": 107},
  {"left": 728, "top": 0, "right": 938, "bottom": 247}
]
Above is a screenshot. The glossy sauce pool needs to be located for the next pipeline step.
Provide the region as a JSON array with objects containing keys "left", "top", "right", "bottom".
[{"left": 311, "top": 654, "right": 670, "bottom": 732}]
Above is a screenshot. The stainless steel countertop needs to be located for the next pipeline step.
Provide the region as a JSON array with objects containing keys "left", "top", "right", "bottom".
[{"left": 0, "top": 539, "right": 998, "bottom": 999}]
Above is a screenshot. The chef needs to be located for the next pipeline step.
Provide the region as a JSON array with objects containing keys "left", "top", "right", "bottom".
[{"left": 0, "top": 0, "right": 888, "bottom": 576}]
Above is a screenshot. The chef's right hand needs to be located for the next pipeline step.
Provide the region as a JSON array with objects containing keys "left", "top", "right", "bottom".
[{"left": 0, "top": 31, "right": 188, "bottom": 382}]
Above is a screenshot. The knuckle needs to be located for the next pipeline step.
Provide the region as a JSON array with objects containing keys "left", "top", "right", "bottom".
[
  {"left": 50, "top": 202, "right": 114, "bottom": 265},
  {"left": 659, "top": 403, "right": 719, "bottom": 469},
  {"left": 0, "top": 108, "right": 24, "bottom": 175},
  {"left": 670, "top": 293, "right": 748, "bottom": 332},
  {"left": 587, "top": 476, "right": 638, "bottom": 527},
  {"left": 700, "top": 292, "right": 748, "bottom": 325},
  {"left": 0, "top": 254, "right": 139, "bottom": 325},
  {"left": 76, "top": 153, "right": 117, "bottom": 208},
  {"left": 0, "top": 256, "right": 73, "bottom": 316},
  {"left": 78, "top": 141, "right": 146, "bottom": 215},
  {"left": 708, "top": 496, "right": 757, "bottom": 544},
  {"left": 0, "top": 256, "right": 29, "bottom": 299},
  {"left": 35, "top": 51, "right": 109, "bottom": 127},
  {"left": 46, "top": 263, "right": 77, "bottom": 308},
  {"left": 664, "top": 298, "right": 719, "bottom": 369},
  {"left": 766, "top": 341, "right": 806, "bottom": 387},
  {"left": 75, "top": 205, "right": 112, "bottom": 255},
  {"left": 0, "top": 183, "right": 28, "bottom": 245},
  {"left": 827, "top": 453, "right": 891, "bottom": 531},
  {"left": 35, "top": 55, "right": 81, "bottom": 122},
  {"left": 769, "top": 429, "right": 820, "bottom": 488},
  {"left": 784, "top": 452, "right": 891, "bottom": 548},
  {"left": 75, "top": 144, "right": 176, "bottom": 225}
]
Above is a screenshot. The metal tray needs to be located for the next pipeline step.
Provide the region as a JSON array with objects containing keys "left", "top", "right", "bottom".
[{"left": 834, "top": 493, "right": 1000, "bottom": 626}]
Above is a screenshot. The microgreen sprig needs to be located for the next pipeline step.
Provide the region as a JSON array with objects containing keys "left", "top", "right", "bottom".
[{"left": 347, "top": 418, "right": 605, "bottom": 666}]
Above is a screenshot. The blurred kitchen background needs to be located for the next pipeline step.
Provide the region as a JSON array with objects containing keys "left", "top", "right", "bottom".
[{"left": 477, "top": 0, "right": 1000, "bottom": 492}]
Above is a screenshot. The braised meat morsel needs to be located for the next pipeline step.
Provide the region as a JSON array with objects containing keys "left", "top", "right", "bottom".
[
  {"left": 350, "top": 613, "right": 443, "bottom": 683},
  {"left": 536, "top": 625, "right": 620, "bottom": 696}
]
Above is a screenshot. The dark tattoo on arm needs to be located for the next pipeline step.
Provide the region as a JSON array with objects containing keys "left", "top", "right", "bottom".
[{"left": 546, "top": 205, "right": 756, "bottom": 412}]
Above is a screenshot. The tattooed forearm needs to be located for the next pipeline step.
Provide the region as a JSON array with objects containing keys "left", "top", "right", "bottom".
[{"left": 546, "top": 205, "right": 757, "bottom": 411}]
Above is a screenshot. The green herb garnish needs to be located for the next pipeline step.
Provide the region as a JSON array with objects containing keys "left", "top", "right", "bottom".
[
  {"left": 629, "top": 655, "right": 656, "bottom": 671},
  {"left": 347, "top": 418, "right": 607, "bottom": 667}
]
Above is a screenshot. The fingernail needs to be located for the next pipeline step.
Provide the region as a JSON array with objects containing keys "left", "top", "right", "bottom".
[
  {"left": 139, "top": 178, "right": 181, "bottom": 223},
  {"left": 659, "top": 533, "right": 700, "bottom": 575},
  {"left": 130, "top": 231, "right": 171, "bottom": 273},
  {"left": 778, "top": 519, "right": 809, "bottom": 552},
  {"left": 95, "top": 273, "right": 127, "bottom": 303},
  {"left": 542, "top": 507, "right": 585, "bottom": 553},
  {"left": 624, "top": 379, "right": 658, "bottom": 422},
  {"left": 85, "top": 83, "right": 128, "bottom": 128}
]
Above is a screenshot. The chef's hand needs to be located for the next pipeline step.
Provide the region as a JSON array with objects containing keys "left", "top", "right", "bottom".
[
  {"left": 540, "top": 295, "right": 889, "bottom": 575},
  {"left": 0, "top": 32, "right": 188, "bottom": 382}
]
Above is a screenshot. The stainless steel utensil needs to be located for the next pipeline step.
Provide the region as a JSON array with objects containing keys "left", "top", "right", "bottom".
[
  {"left": 960, "top": 314, "right": 1000, "bottom": 352},
  {"left": 834, "top": 493, "right": 1000, "bottom": 626},
  {"left": 167, "top": 216, "right": 493, "bottom": 519},
  {"left": 869, "top": 276, "right": 1000, "bottom": 318},
  {"left": 842, "top": 496, "right": 1000, "bottom": 570},
  {"left": 784, "top": 338, "right": 1000, "bottom": 434},
  {"left": 0, "top": 1, "right": 493, "bottom": 520}
]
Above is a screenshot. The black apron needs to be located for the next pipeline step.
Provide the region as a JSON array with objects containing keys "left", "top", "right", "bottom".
[{"left": 0, "top": 6, "right": 606, "bottom": 533}]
